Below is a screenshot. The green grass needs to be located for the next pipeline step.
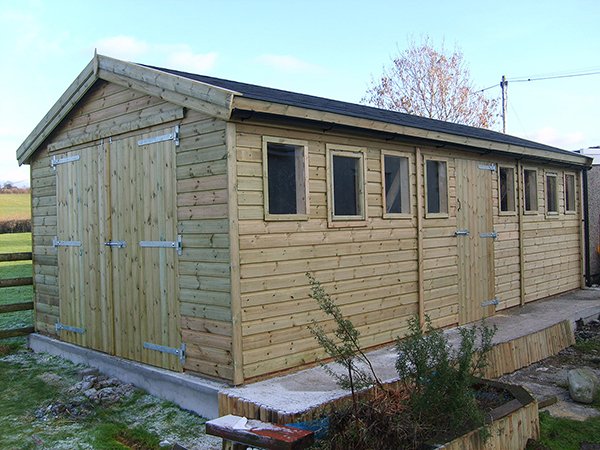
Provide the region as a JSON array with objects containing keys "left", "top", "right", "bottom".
[
  {"left": 529, "top": 412, "right": 600, "bottom": 450},
  {"left": 0, "top": 193, "right": 31, "bottom": 221},
  {"left": 0, "top": 350, "right": 218, "bottom": 449},
  {"left": 0, "top": 232, "right": 33, "bottom": 341}
]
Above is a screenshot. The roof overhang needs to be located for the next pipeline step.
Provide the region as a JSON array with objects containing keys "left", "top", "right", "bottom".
[
  {"left": 16, "top": 54, "right": 240, "bottom": 165},
  {"left": 231, "top": 97, "right": 592, "bottom": 168}
]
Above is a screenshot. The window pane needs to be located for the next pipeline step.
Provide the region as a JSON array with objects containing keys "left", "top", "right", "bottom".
[
  {"left": 565, "top": 174, "right": 576, "bottom": 212},
  {"left": 333, "top": 155, "right": 360, "bottom": 216},
  {"left": 426, "top": 160, "right": 447, "bottom": 214},
  {"left": 267, "top": 143, "right": 298, "bottom": 214},
  {"left": 524, "top": 170, "right": 538, "bottom": 212},
  {"left": 500, "top": 167, "right": 515, "bottom": 212},
  {"left": 546, "top": 175, "right": 558, "bottom": 213},
  {"left": 384, "top": 155, "right": 409, "bottom": 214}
]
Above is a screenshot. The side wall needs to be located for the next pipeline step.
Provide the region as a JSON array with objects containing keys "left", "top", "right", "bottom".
[
  {"left": 587, "top": 165, "right": 600, "bottom": 283},
  {"left": 233, "top": 121, "right": 583, "bottom": 381},
  {"left": 29, "top": 80, "right": 235, "bottom": 382}
]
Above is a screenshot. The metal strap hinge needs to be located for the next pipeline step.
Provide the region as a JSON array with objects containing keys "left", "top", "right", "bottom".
[
  {"left": 143, "top": 341, "right": 186, "bottom": 364},
  {"left": 139, "top": 235, "right": 182, "bottom": 256},
  {"left": 55, "top": 322, "right": 85, "bottom": 334},
  {"left": 481, "top": 298, "right": 499, "bottom": 307},
  {"left": 53, "top": 236, "right": 82, "bottom": 247},
  {"left": 137, "top": 125, "right": 180, "bottom": 147},
  {"left": 479, "top": 231, "right": 498, "bottom": 239},
  {"left": 455, "top": 229, "right": 470, "bottom": 237},
  {"left": 478, "top": 163, "right": 496, "bottom": 171},
  {"left": 50, "top": 154, "right": 80, "bottom": 170}
]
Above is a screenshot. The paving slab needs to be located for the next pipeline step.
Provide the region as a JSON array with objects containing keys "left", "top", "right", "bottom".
[{"left": 222, "top": 288, "right": 600, "bottom": 416}]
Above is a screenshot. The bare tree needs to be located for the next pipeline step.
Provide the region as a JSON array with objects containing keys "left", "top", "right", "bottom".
[{"left": 363, "top": 38, "right": 498, "bottom": 129}]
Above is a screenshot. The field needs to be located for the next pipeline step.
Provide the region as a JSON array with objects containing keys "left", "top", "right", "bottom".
[
  {"left": 0, "top": 232, "right": 33, "bottom": 336},
  {"left": 0, "top": 193, "right": 31, "bottom": 221}
]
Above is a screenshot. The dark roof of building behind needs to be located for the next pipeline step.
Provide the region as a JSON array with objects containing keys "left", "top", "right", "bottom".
[{"left": 148, "top": 65, "right": 577, "bottom": 158}]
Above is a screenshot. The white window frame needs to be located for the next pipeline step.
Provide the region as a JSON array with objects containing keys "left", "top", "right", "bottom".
[
  {"left": 326, "top": 144, "right": 368, "bottom": 227},
  {"left": 564, "top": 172, "right": 577, "bottom": 214},
  {"left": 545, "top": 170, "right": 559, "bottom": 217},
  {"left": 522, "top": 167, "right": 539, "bottom": 215},
  {"left": 381, "top": 150, "right": 412, "bottom": 218},
  {"left": 424, "top": 157, "right": 449, "bottom": 218},
  {"left": 498, "top": 165, "right": 517, "bottom": 216},
  {"left": 262, "top": 136, "right": 309, "bottom": 221}
]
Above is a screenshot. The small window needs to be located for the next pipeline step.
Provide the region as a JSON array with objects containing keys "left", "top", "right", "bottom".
[
  {"left": 499, "top": 166, "right": 516, "bottom": 214},
  {"left": 565, "top": 173, "right": 576, "bottom": 213},
  {"left": 425, "top": 159, "right": 448, "bottom": 216},
  {"left": 523, "top": 169, "right": 538, "bottom": 213},
  {"left": 545, "top": 172, "right": 559, "bottom": 215},
  {"left": 328, "top": 146, "right": 366, "bottom": 222},
  {"left": 262, "top": 138, "right": 308, "bottom": 219},
  {"left": 382, "top": 153, "right": 410, "bottom": 216}
]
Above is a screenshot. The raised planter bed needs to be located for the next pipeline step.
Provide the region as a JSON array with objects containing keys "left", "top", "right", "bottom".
[{"left": 428, "top": 380, "right": 539, "bottom": 450}]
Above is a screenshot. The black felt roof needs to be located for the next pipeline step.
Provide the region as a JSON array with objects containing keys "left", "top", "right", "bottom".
[{"left": 148, "top": 65, "right": 578, "bottom": 158}]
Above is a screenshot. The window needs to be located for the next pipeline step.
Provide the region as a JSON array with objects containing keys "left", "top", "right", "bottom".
[
  {"left": 262, "top": 137, "right": 308, "bottom": 219},
  {"left": 499, "top": 166, "right": 516, "bottom": 214},
  {"left": 565, "top": 173, "right": 576, "bottom": 213},
  {"left": 523, "top": 169, "right": 538, "bottom": 213},
  {"left": 327, "top": 145, "right": 366, "bottom": 222},
  {"left": 382, "top": 153, "right": 410, "bottom": 216},
  {"left": 545, "top": 172, "right": 558, "bottom": 215},
  {"left": 425, "top": 159, "right": 448, "bottom": 216}
]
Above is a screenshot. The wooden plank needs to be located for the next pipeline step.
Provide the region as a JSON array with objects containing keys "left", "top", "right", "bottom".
[
  {"left": 0, "top": 277, "right": 33, "bottom": 288},
  {"left": 0, "top": 302, "right": 34, "bottom": 314},
  {"left": 0, "top": 252, "right": 32, "bottom": 262},
  {"left": 17, "top": 57, "right": 96, "bottom": 164},
  {"left": 0, "top": 327, "right": 35, "bottom": 339}
]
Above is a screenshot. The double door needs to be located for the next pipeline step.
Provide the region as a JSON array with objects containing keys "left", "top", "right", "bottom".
[{"left": 55, "top": 128, "right": 182, "bottom": 370}]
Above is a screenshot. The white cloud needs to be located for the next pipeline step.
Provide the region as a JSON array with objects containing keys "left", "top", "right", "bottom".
[
  {"left": 166, "top": 49, "right": 218, "bottom": 73},
  {"left": 256, "top": 54, "right": 325, "bottom": 74},
  {"left": 94, "top": 35, "right": 150, "bottom": 61},
  {"left": 526, "top": 127, "right": 586, "bottom": 150}
]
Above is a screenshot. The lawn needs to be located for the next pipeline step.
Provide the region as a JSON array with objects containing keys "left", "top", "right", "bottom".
[
  {"left": 0, "top": 349, "right": 220, "bottom": 449},
  {"left": 0, "top": 193, "right": 31, "bottom": 221},
  {"left": 0, "top": 232, "right": 33, "bottom": 338}
]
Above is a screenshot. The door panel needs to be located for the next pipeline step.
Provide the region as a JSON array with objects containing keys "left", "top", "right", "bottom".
[
  {"left": 455, "top": 159, "right": 495, "bottom": 324},
  {"left": 109, "top": 130, "right": 181, "bottom": 370},
  {"left": 56, "top": 145, "right": 113, "bottom": 352}
]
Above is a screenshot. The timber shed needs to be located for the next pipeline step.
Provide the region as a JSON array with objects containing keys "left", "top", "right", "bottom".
[{"left": 17, "top": 54, "right": 593, "bottom": 386}]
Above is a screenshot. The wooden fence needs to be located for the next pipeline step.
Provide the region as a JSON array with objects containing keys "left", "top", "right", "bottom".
[{"left": 0, "top": 252, "right": 34, "bottom": 339}]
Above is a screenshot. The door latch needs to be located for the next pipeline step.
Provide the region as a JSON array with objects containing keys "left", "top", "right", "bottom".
[{"left": 104, "top": 240, "right": 127, "bottom": 248}]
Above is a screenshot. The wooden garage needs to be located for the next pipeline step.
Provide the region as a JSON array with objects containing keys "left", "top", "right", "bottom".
[{"left": 17, "top": 54, "right": 592, "bottom": 385}]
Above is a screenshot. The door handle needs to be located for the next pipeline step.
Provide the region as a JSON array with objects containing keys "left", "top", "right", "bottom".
[{"left": 104, "top": 240, "right": 127, "bottom": 248}]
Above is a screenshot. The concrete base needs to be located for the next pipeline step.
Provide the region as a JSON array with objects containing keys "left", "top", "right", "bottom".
[{"left": 28, "top": 334, "right": 226, "bottom": 419}]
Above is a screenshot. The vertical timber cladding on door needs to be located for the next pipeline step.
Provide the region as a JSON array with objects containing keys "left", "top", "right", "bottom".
[
  {"left": 176, "top": 112, "right": 234, "bottom": 381},
  {"left": 520, "top": 164, "right": 582, "bottom": 303},
  {"left": 30, "top": 148, "right": 60, "bottom": 335},
  {"left": 55, "top": 144, "right": 113, "bottom": 352},
  {"left": 235, "top": 123, "right": 419, "bottom": 381},
  {"left": 455, "top": 158, "right": 495, "bottom": 324},
  {"left": 109, "top": 129, "right": 181, "bottom": 371}
]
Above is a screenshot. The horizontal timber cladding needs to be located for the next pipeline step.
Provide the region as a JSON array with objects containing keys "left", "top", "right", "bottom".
[
  {"left": 235, "top": 123, "right": 422, "bottom": 380},
  {"left": 519, "top": 164, "right": 582, "bottom": 303},
  {"left": 29, "top": 79, "right": 235, "bottom": 381},
  {"left": 176, "top": 112, "right": 234, "bottom": 382},
  {"left": 233, "top": 122, "right": 584, "bottom": 381},
  {"left": 30, "top": 149, "right": 59, "bottom": 336}
]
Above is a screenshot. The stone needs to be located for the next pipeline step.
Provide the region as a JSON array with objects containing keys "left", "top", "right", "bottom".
[
  {"left": 159, "top": 440, "right": 172, "bottom": 448},
  {"left": 78, "top": 367, "right": 99, "bottom": 379},
  {"left": 568, "top": 368, "right": 599, "bottom": 404},
  {"left": 83, "top": 388, "right": 98, "bottom": 400}
]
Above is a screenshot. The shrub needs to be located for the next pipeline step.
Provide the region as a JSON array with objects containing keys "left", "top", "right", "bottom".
[{"left": 395, "top": 315, "right": 496, "bottom": 442}]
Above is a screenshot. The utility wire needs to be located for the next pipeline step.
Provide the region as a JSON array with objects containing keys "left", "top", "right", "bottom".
[{"left": 477, "top": 68, "right": 600, "bottom": 92}]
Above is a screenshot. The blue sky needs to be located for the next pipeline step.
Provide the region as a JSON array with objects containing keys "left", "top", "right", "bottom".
[{"left": 1, "top": 0, "right": 599, "bottom": 184}]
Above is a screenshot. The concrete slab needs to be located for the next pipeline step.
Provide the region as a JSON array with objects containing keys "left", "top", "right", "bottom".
[
  {"left": 28, "top": 334, "right": 227, "bottom": 419},
  {"left": 222, "top": 288, "right": 600, "bottom": 416}
]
